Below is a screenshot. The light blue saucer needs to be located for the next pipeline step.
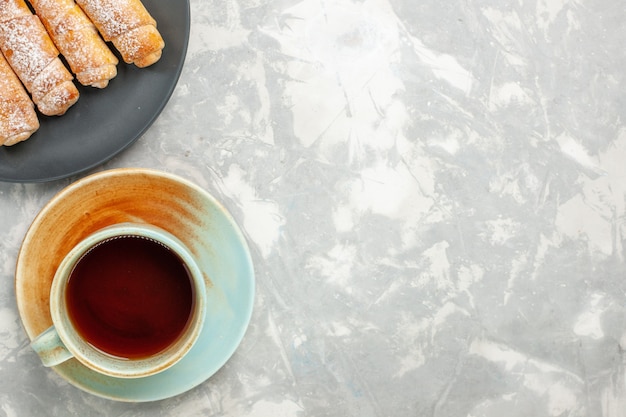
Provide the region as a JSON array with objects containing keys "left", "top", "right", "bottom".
[{"left": 15, "top": 168, "right": 255, "bottom": 402}]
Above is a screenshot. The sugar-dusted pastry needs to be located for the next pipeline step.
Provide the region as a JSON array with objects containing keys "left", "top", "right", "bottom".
[
  {"left": 75, "top": 0, "right": 164, "bottom": 68},
  {"left": 0, "top": 0, "right": 79, "bottom": 116},
  {"left": 29, "top": 0, "right": 119, "bottom": 88},
  {"left": 0, "top": 51, "right": 39, "bottom": 146}
]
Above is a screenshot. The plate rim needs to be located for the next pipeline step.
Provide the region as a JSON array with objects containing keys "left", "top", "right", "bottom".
[{"left": 0, "top": 0, "right": 191, "bottom": 183}]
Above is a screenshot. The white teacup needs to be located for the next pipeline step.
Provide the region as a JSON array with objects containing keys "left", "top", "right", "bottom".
[{"left": 30, "top": 223, "right": 207, "bottom": 379}]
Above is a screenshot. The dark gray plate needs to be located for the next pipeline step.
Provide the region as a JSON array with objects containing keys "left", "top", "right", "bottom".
[{"left": 0, "top": 0, "right": 190, "bottom": 183}]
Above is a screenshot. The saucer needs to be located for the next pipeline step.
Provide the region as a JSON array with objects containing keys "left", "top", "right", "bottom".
[{"left": 15, "top": 168, "right": 255, "bottom": 402}]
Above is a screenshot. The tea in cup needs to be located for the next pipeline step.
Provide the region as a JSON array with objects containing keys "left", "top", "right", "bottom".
[{"left": 30, "top": 223, "right": 207, "bottom": 379}]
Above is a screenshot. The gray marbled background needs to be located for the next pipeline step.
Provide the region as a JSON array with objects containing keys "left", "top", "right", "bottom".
[{"left": 1, "top": 0, "right": 626, "bottom": 416}]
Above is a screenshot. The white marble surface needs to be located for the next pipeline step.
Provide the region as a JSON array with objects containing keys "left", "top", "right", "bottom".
[{"left": 2, "top": 0, "right": 626, "bottom": 415}]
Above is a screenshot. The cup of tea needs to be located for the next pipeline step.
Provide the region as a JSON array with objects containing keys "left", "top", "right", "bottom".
[{"left": 30, "top": 222, "right": 207, "bottom": 379}]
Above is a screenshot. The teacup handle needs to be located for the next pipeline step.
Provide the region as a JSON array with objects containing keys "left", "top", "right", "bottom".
[{"left": 30, "top": 326, "right": 73, "bottom": 367}]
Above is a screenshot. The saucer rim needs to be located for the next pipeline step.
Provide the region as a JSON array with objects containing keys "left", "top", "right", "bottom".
[{"left": 15, "top": 168, "right": 255, "bottom": 402}]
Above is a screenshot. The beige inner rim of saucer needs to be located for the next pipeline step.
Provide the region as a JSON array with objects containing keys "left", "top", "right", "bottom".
[{"left": 16, "top": 168, "right": 209, "bottom": 341}]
